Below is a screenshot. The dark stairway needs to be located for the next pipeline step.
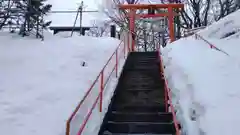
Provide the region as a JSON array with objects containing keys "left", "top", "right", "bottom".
[{"left": 98, "top": 52, "right": 176, "bottom": 135}]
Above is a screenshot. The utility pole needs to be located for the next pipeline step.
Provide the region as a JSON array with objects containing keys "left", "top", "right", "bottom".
[
  {"left": 79, "top": 1, "right": 83, "bottom": 35},
  {"left": 71, "top": 1, "right": 84, "bottom": 37}
]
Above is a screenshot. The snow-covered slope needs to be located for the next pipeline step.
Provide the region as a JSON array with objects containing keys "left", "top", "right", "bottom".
[
  {"left": 162, "top": 9, "right": 240, "bottom": 135},
  {"left": 0, "top": 32, "right": 122, "bottom": 135},
  {"left": 198, "top": 9, "right": 240, "bottom": 39}
]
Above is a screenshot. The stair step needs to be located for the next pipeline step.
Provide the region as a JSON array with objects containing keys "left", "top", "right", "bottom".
[
  {"left": 125, "top": 61, "right": 158, "bottom": 64},
  {"left": 106, "top": 121, "right": 175, "bottom": 134},
  {"left": 128, "top": 56, "right": 158, "bottom": 58},
  {"left": 114, "top": 95, "right": 165, "bottom": 102},
  {"left": 119, "top": 88, "right": 163, "bottom": 91},
  {"left": 122, "top": 79, "right": 163, "bottom": 83},
  {"left": 122, "top": 77, "right": 155, "bottom": 80},
  {"left": 123, "top": 79, "right": 155, "bottom": 83},
  {"left": 114, "top": 90, "right": 165, "bottom": 98},
  {"left": 125, "top": 67, "right": 159, "bottom": 71},
  {"left": 128, "top": 62, "right": 159, "bottom": 64},
  {"left": 127, "top": 59, "right": 158, "bottom": 62},
  {"left": 127, "top": 56, "right": 157, "bottom": 59},
  {"left": 109, "top": 112, "right": 173, "bottom": 123},
  {"left": 126, "top": 61, "right": 157, "bottom": 63},
  {"left": 113, "top": 100, "right": 165, "bottom": 106},
  {"left": 122, "top": 75, "right": 161, "bottom": 79},
  {"left": 125, "top": 65, "right": 159, "bottom": 68},
  {"left": 123, "top": 81, "right": 157, "bottom": 85},
  {"left": 126, "top": 64, "right": 158, "bottom": 66},
  {"left": 121, "top": 75, "right": 161, "bottom": 80},
  {"left": 123, "top": 70, "right": 160, "bottom": 75},
  {"left": 122, "top": 83, "right": 162, "bottom": 86},
  {"left": 128, "top": 58, "right": 158, "bottom": 60},
  {"left": 103, "top": 133, "right": 172, "bottom": 135},
  {"left": 112, "top": 105, "right": 166, "bottom": 113},
  {"left": 121, "top": 85, "right": 163, "bottom": 90},
  {"left": 127, "top": 60, "right": 158, "bottom": 62},
  {"left": 129, "top": 52, "right": 158, "bottom": 56},
  {"left": 122, "top": 79, "right": 164, "bottom": 84}
]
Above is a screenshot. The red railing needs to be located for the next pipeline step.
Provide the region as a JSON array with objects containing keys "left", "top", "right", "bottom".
[
  {"left": 157, "top": 46, "right": 181, "bottom": 135},
  {"left": 195, "top": 34, "right": 229, "bottom": 56},
  {"left": 66, "top": 35, "right": 127, "bottom": 135}
]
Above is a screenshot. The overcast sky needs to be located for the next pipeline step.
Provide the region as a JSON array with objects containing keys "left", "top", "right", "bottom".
[
  {"left": 47, "top": 0, "right": 103, "bottom": 27},
  {"left": 47, "top": 0, "right": 160, "bottom": 27},
  {"left": 49, "top": 0, "right": 99, "bottom": 10}
]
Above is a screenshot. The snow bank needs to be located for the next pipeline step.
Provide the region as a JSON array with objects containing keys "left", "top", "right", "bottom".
[
  {"left": 0, "top": 32, "right": 121, "bottom": 135},
  {"left": 198, "top": 9, "right": 240, "bottom": 39},
  {"left": 162, "top": 9, "right": 240, "bottom": 135},
  {"left": 162, "top": 37, "right": 240, "bottom": 135}
]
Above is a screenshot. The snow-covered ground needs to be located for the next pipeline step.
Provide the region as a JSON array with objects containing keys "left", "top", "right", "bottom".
[
  {"left": 0, "top": 31, "right": 125, "bottom": 135},
  {"left": 162, "top": 9, "right": 240, "bottom": 135}
]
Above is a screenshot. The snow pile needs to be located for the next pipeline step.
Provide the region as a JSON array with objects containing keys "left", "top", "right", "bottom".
[
  {"left": 0, "top": 32, "right": 123, "bottom": 135},
  {"left": 198, "top": 9, "right": 240, "bottom": 40},
  {"left": 162, "top": 9, "right": 240, "bottom": 135}
]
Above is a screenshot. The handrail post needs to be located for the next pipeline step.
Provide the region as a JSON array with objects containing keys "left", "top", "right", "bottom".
[
  {"left": 165, "top": 86, "right": 168, "bottom": 112},
  {"left": 99, "top": 70, "right": 104, "bottom": 112},
  {"left": 124, "top": 36, "right": 126, "bottom": 59},
  {"left": 66, "top": 123, "right": 70, "bottom": 135},
  {"left": 127, "top": 31, "right": 130, "bottom": 52},
  {"left": 66, "top": 38, "right": 127, "bottom": 135},
  {"left": 168, "top": 6, "right": 175, "bottom": 42},
  {"left": 159, "top": 53, "right": 168, "bottom": 112},
  {"left": 156, "top": 43, "right": 160, "bottom": 56},
  {"left": 116, "top": 50, "right": 118, "bottom": 78}
]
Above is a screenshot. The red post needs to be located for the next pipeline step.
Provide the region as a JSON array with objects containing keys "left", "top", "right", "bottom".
[
  {"left": 124, "top": 35, "right": 126, "bottom": 58},
  {"left": 116, "top": 50, "right": 118, "bottom": 78},
  {"left": 157, "top": 43, "right": 160, "bottom": 57},
  {"left": 127, "top": 30, "right": 130, "bottom": 52},
  {"left": 129, "top": 9, "right": 136, "bottom": 52},
  {"left": 99, "top": 71, "right": 104, "bottom": 112},
  {"left": 168, "top": 7, "right": 175, "bottom": 42},
  {"left": 165, "top": 87, "right": 168, "bottom": 112}
]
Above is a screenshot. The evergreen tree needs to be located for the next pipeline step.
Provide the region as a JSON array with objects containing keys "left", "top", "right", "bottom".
[
  {"left": 0, "top": 0, "right": 52, "bottom": 40},
  {"left": 19, "top": 0, "right": 52, "bottom": 38}
]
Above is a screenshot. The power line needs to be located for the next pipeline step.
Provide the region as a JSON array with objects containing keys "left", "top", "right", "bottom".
[{"left": 50, "top": 10, "right": 98, "bottom": 13}]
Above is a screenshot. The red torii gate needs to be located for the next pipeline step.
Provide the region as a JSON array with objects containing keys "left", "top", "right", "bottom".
[{"left": 119, "top": 3, "right": 184, "bottom": 52}]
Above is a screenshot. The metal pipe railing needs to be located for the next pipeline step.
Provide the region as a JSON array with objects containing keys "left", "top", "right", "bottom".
[
  {"left": 66, "top": 35, "right": 127, "bottom": 135},
  {"left": 195, "top": 34, "right": 229, "bottom": 56},
  {"left": 157, "top": 47, "right": 181, "bottom": 135}
]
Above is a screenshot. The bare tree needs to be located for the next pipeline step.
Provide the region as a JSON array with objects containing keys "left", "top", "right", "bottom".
[
  {"left": 0, "top": 0, "right": 52, "bottom": 39},
  {"left": 211, "top": 0, "right": 239, "bottom": 21},
  {"left": 178, "top": 0, "right": 239, "bottom": 29},
  {"left": 87, "top": 20, "right": 111, "bottom": 37},
  {"left": 171, "top": 0, "right": 212, "bottom": 28}
]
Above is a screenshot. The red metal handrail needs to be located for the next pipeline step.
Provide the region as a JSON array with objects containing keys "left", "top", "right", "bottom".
[
  {"left": 157, "top": 48, "right": 181, "bottom": 135},
  {"left": 195, "top": 34, "right": 229, "bottom": 56},
  {"left": 66, "top": 35, "right": 127, "bottom": 135}
]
